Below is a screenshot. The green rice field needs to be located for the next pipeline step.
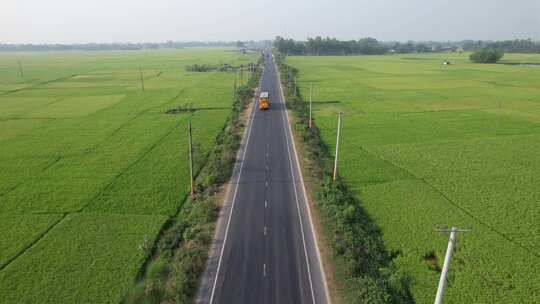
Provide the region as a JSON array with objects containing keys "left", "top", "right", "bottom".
[
  {"left": 288, "top": 53, "right": 540, "bottom": 303},
  {"left": 0, "top": 49, "right": 255, "bottom": 302}
]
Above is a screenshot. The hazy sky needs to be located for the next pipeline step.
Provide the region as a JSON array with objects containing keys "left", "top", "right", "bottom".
[{"left": 1, "top": 0, "right": 539, "bottom": 43}]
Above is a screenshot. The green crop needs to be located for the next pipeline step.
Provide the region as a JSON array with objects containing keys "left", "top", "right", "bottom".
[
  {"left": 288, "top": 53, "right": 540, "bottom": 303},
  {"left": 0, "top": 49, "right": 256, "bottom": 303}
]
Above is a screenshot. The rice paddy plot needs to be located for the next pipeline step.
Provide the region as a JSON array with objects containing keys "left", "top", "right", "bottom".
[
  {"left": 288, "top": 52, "right": 540, "bottom": 303},
  {"left": 0, "top": 48, "right": 256, "bottom": 303}
]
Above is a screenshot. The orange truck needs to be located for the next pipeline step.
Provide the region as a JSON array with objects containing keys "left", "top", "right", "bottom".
[{"left": 259, "top": 91, "right": 270, "bottom": 110}]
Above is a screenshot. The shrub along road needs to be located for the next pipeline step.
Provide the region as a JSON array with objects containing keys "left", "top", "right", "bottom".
[{"left": 197, "top": 53, "right": 329, "bottom": 304}]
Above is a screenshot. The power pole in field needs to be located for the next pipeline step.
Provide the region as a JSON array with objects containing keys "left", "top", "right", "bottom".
[
  {"left": 139, "top": 66, "right": 145, "bottom": 92},
  {"left": 17, "top": 60, "right": 24, "bottom": 78},
  {"left": 309, "top": 82, "right": 313, "bottom": 128},
  {"left": 233, "top": 79, "right": 237, "bottom": 102},
  {"left": 434, "top": 227, "right": 469, "bottom": 304},
  {"left": 333, "top": 112, "right": 342, "bottom": 181},
  {"left": 293, "top": 77, "right": 297, "bottom": 97},
  {"left": 495, "top": 102, "right": 502, "bottom": 136},
  {"left": 188, "top": 121, "right": 194, "bottom": 195}
]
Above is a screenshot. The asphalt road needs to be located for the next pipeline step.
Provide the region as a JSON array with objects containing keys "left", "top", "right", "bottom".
[{"left": 197, "top": 53, "right": 329, "bottom": 304}]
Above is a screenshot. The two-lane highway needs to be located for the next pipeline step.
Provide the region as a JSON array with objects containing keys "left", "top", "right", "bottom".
[{"left": 197, "top": 53, "right": 329, "bottom": 304}]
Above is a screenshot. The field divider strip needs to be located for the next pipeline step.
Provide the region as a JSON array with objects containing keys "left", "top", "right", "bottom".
[
  {"left": 317, "top": 121, "right": 538, "bottom": 258},
  {"left": 78, "top": 116, "right": 188, "bottom": 213},
  {"left": 1, "top": 74, "right": 79, "bottom": 96},
  {"left": 0, "top": 213, "right": 68, "bottom": 272},
  {"left": 0, "top": 155, "right": 63, "bottom": 198},
  {"left": 1, "top": 72, "right": 209, "bottom": 200},
  {"left": 0, "top": 79, "right": 196, "bottom": 200}
]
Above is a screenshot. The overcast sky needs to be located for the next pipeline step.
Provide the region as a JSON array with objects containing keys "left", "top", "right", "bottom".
[{"left": 1, "top": 0, "right": 539, "bottom": 44}]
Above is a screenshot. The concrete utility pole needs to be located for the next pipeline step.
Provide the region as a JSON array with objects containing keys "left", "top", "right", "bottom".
[
  {"left": 188, "top": 121, "right": 194, "bottom": 195},
  {"left": 139, "top": 66, "right": 145, "bottom": 92},
  {"left": 240, "top": 65, "right": 244, "bottom": 86},
  {"left": 333, "top": 112, "right": 342, "bottom": 181},
  {"left": 17, "top": 60, "right": 24, "bottom": 78},
  {"left": 309, "top": 82, "right": 313, "bottom": 128},
  {"left": 293, "top": 77, "right": 297, "bottom": 97},
  {"left": 495, "top": 102, "right": 502, "bottom": 136},
  {"left": 434, "top": 227, "right": 469, "bottom": 304},
  {"left": 233, "top": 80, "right": 237, "bottom": 102},
  {"left": 288, "top": 70, "right": 292, "bottom": 95}
]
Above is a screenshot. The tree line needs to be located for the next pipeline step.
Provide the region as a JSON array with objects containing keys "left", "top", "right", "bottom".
[
  {"left": 275, "top": 36, "right": 540, "bottom": 56},
  {"left": 463, "top": 39, "right": 540, "bottom": 53},
  {"left": 274, "top": 36, "right": 462, "bottom": 55},
  {"left": 275, "top": 36, "right": 388, "bottom": 55},
  {"left": 0, "top": 41, "right": 238, "bottom": 52}
]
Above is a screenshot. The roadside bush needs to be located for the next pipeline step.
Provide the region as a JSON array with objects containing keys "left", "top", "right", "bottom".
[
  {"left": 470, "top": 48, "right": 504, "bottom": 63},
  {"left": 123, "top": 57, "right": 262, "bottom": 304},
  {"left": 275, "top": 53, "right": 413, "bottom": 303}
]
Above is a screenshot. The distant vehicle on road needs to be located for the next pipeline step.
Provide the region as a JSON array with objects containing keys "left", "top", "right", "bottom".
[{"left": 259, "top": 91, "right": 270, "bottom": 110}]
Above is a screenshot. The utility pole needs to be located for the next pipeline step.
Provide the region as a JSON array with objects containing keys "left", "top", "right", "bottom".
[
  {"left": 333, "top": 112, "right": 342, "bottom": 181},
  {"left": 309, "top": 82, "right": 313, "bottom": 128},
  {"left": 188, "top": 121, "right": 194, "bottom": 195},
  {"left": 293, "top": 77, "right": 297, "bottom": 97},
  {"left": 288, "top": 69, "right": 292, "bottom": 95},
  {"left": 233, "top": 79, "right": 237, "bottom": 102},
  {"left": 139, "top": 66, "right": 145, "bottom": 92},
  {"left": 17, "top": 60, "right": 24, "bottom": 78},
  {"left": 434, "top": 227, "right": 469, "bottom": 304},
  {"left": 495, "top": 102, "right": 502, "bottom": 136},
  {"left": 240, "top": 65, "right": 244, "bottom": 86}
]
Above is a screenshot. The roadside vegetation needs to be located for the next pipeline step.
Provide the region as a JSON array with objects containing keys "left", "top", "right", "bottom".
[
  {"left": 0, "top": 49, "right": 257, "bottom": 303},
  {"left": 285, "top": 52, "right": 540, "bottom": 303},
  {"left": 122, "top": 55, "right": 262, "bottom": 304},
  {"left": 276, "top": 53, "right": 413, "bottom": 303}
]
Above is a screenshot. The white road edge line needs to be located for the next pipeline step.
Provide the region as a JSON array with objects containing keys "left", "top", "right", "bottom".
[
  {"left": 208, "top": 73, "right": 262, "bottom": 304},
  {"left": 275, "top": 56, "right": 331, "bottom": 304},
  {"left": 277, "top": 63, "right": 316, "bottom": 304}
]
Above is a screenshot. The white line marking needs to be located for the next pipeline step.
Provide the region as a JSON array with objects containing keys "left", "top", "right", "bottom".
[
  {"left": 209, "top": 73, "right": 262, "bottom": 304},
  {"left": 265, "top": 181, "right": 268, "bottom": 187},
  {"left": 276, "top": 60, "right": 330, "bottom": 304},
  {"left": 265, "top": 200, "right": 267, "bottom": 208},
  {"left": 266, "top": 152, "right": 269, "bottom": 158},
  {"left": 263, "top": 263, "right": 267, "bottom": 277},
  {"left": 276, "top": 67, "right": 317, "bottom": 304},
  {"left": 264, "top": 226, "right": 267, "bottom": 236}
]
